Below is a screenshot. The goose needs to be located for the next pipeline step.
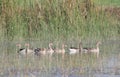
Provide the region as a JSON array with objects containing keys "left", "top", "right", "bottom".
[
  {"left": 47, "top": 43, "right": 54, "bottom": 56},
  {"left": 55, "top": 44, "right": 67, "bottom": 57},
  {"left": 69, "top": 43, "right": 81, "bottom": 55},
  {"left": 69, "top": 42, "right": 90, "bottom": 55},
  {"left": 80, "top": 41, "right": 101, "bottom": 57},
  {"left": 88, "top": 41, "right": 101, "bottom": 57},
  {"left": 16, "top": 43, "right": 34, "bottom": 56},
  {"left": 79, "top": 42, "right": 89, "bottom": 53},
  {"left": 34, "top": 48, "right": 46, "bottom": 56}
]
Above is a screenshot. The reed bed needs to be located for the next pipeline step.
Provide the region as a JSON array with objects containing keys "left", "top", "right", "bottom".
[
  {"left": 0, "top": 0, "right": 119, "bottom": 41},
  {"left": 0, "top": 0, "right": 120, "bottom": 76}
]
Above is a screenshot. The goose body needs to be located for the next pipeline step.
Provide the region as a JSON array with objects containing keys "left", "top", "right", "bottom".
[
  {"left": 16, "top": 44, "right": 27, "bottom": 55},
  {"left": 80, "top": 41, "right": 101, "bottom": 57},
  {"left": 88, "top": 41, "right": 101, "bottom": 57},
  {"left": 69, "top": 47, "right": 79, "bottom": 55},
  {"left": 89, "top": 47, "right": 99, "bottom": 53},
  {"left": 80, "top": 48, "right": 89, "bottom": 53},
  {"left": 24, "top": 43, "right": 34, "bottom": 55},
  {"left": 16, "top": 43, "right": 34, "bottom": 56},
  {"left": 55, "top": 44, "right": 67, "bottom": 57},
  {"left": 34, "top": 48, "right": 46, "bottom": 56},
  {"left": 17, "top": 48, "right": 27, "bottom": 55}
]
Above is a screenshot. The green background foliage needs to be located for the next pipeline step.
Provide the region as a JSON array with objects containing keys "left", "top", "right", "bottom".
[{"left": 0, "top": 0, "right": 119, "bottom": 41}]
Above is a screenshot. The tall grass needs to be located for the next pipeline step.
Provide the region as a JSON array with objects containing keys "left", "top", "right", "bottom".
[
  {"left": 94, "top": 0, "right": 120, "bottom": 6},
  {"left": 0, "top": 0, "right": 119, "bottom": 42}
]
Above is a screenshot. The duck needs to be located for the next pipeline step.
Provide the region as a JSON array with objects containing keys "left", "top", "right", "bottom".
[
  {"left": 46, "top": 43, "right": 54, "bottom": 56},
  {"left": 55, "top": 44, "right": 67, "bottom": 57}
]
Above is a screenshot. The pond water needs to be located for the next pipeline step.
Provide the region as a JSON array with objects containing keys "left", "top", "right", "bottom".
[{"left": 0, "top": 39, "right": 119, "bottom": 77}]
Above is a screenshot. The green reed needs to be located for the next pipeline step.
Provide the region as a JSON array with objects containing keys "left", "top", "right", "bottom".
[{"left": 0, "top": 0, "right": 119, "bottom": 41}]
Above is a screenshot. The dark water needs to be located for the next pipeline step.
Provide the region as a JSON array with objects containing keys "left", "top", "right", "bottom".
[{"left": 0, "top": 39, "right": 120, "bottom": 77}]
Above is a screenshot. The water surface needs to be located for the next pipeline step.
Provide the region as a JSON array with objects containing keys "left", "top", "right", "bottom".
[{"left": 0, "top": 39, "right": 120, "bottom": 77}]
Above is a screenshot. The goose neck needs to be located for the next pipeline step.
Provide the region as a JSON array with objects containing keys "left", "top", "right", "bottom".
[{"left": 96, "top": 44, "right": 99, "bottom": 50}]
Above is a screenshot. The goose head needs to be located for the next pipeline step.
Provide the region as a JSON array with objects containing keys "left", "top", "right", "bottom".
[
  {"left": 49, "top": 43, "right": 53, "bottom": 49},
  {"left": 16, "top": 43, "right": 21, "bottom": 49},
  {"left": 96, "top": 41, "right": 101, "bottom": 46},
  {"left": 49, "top": 43, "right": 53, "bottom": 46},
  {"left": 25, "top": 43, "right": 30, "bottom": 49}
]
